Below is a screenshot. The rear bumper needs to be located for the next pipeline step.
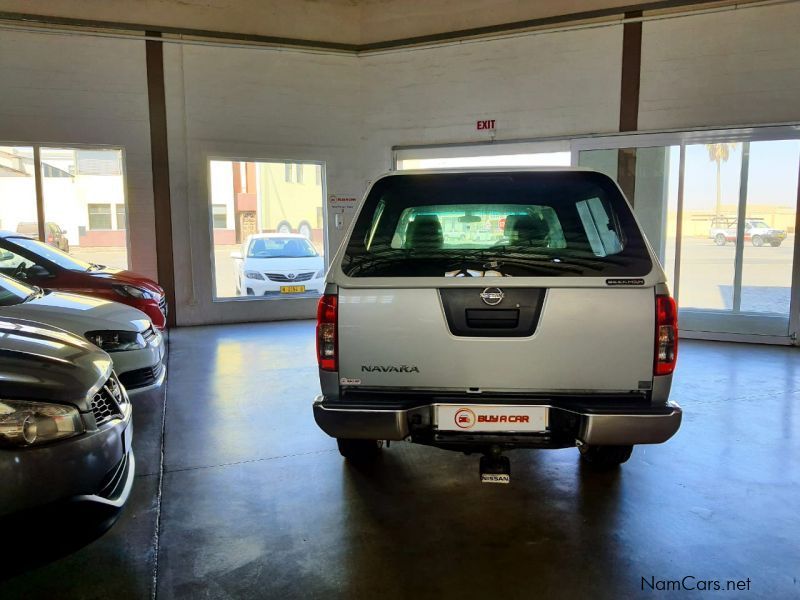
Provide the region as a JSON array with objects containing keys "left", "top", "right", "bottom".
[{"left": 313, "top": 395, "right": 682, "bottom": 447}]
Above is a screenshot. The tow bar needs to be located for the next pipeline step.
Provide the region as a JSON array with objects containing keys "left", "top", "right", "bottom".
[{"left": 479, "top": 446, "right": 511, "bottom": 484}]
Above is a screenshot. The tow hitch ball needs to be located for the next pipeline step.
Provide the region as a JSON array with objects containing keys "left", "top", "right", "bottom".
[{"left": 479, "top": 446, "right": 510, "bottom": 484}]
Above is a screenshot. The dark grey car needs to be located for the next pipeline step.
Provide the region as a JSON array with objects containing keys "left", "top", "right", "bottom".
[{"left": 0, "top": 317, "right": 134, "bottom": 516}]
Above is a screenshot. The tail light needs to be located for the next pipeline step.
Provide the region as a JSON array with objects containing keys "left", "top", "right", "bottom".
[
  {"left": 47, "top": 236, "right": 53, "bottom": 243},
  {"left": 316, "top": 294, "right": 338, "bottom": 371},
  {"left": 655, "top": 294, "right": 678, "bottom": 376}
]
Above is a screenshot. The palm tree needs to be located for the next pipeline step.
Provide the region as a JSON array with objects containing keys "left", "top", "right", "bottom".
[{"left": 706, "top": 143, "right": 738, "bottom": 218}]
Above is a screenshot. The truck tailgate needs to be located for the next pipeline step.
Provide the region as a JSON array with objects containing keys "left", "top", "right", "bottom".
[{"left": 338, "top": 286, "right": 655, "bottom": 393}]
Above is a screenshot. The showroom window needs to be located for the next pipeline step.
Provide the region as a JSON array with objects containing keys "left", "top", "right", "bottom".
[
  {"left": 208, "top": 159, "right": 326, "bottom": 300},
  {"left": 0, "top": 145, "right": 129, "bottom": 270}
]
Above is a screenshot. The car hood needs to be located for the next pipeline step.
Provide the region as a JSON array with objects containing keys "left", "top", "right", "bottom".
[
  {"left": 0, "top": 317, "right": 112, "bottom": 408},
  {"left": 243, "top": 256, "right": 324, "bottom": 272},
  {"left": 87, "top": 269, "right": 164, "bottom": 295},
  {"left": 0, "top": 291, "right": 150, "bottom": 335}
]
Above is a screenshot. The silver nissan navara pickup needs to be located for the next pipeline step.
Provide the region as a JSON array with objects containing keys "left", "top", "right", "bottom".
[{"left": 313, "top": 169, "right": 681, "bottom": 481}]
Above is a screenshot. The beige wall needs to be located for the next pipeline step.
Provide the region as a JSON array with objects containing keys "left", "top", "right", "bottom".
[
  {"left": 639, "top": 3, "right": 800, "bottom": 130},
  {"left": 360, "top": 25, "right": 623, "bottom": 180}
]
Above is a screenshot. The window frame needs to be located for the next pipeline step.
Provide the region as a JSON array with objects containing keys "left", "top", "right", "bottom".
[
  {"left": 206, "top": 156, "right": 329, "bottom": 303},
  {"left": 0, "top": 142, "right": 131, "bottom": 269},
  {"left": 87, "top": 203, "right": 113, "bottom": 231}
]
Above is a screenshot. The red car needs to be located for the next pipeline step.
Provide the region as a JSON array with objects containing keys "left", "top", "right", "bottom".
[{"left": 0, "top": 231, "right": 167, "bottom": 329}]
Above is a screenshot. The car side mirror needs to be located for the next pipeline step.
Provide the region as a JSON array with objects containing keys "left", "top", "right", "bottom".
[
  {"left": 0, "top": 250, "right": 13, "bottom": 262},
  {"left": 28, "top": 265, "right": 52, "bottom": 278},
  {"left": 231, "top": 251, "right": 243, "bottom": 260}
]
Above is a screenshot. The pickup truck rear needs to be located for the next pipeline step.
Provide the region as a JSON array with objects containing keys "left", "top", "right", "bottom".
[{"left": 313, "top": 169, "right": 682, "bottom": 481}]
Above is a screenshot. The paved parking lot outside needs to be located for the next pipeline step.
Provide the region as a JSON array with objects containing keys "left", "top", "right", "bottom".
[
  {"left": 71, "top": 246, "right": 129, "bottom": 271},
  {"left": 664, "top": 235, "right": 795, "bottom": 314}
]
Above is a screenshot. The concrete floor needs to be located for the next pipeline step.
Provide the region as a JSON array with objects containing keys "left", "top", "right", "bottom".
[{"left": 2, "top": 321, "right": 799, "bottom": 598}]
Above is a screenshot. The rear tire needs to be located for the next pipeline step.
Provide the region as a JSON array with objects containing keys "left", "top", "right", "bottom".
[
  {"left": 714, "top": 233, "right": 727, "bottom": 246},
  {"left": 337, "top": 438, "right": 383, "bottom": 462},
  {"left": 770, "top": 240, "right": 782, "bottom": 247},
  {"left": 277, "top": 221, "right": 292, "bottom": 234},
  {"left": 752, "top": 235, "right": 764, "bottom": 247},
  {"left": 578, "top": 444, "right": 633, "bottom": 467}
]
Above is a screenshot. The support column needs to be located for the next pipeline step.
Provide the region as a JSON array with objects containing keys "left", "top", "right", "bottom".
[{"left": 145, "top": 32, "right": 177, "bottom": 327}]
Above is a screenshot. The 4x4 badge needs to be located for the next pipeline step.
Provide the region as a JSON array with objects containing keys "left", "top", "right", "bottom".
[{"left": 480, "top": 287, "right": 504, "bottom": 306}]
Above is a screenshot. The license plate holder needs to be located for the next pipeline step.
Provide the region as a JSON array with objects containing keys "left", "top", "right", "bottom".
[
  {"left": 280, "top": 285, "right": 306, "bottom": 294},
  {"left": 436, "top": 404, "right": 548, "bottom": 433}
]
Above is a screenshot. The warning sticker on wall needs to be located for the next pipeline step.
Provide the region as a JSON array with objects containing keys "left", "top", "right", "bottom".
[{"left": 328, "top": 195, "right": 358, "bottom": 210}]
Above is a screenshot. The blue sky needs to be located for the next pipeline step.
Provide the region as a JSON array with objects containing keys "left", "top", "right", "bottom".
[{"left": 679, "top": 140, "right": 799, "bottom": 210}]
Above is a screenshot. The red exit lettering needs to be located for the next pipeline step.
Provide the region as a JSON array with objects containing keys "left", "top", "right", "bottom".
[{"left": 476, "top": 119, "right": 496, "bottom": 131}]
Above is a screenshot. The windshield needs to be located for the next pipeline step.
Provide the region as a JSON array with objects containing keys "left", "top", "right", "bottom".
[
  {"left": 0, "top": 274, "right": 36, "bottom": 306},
  {"left": 247, "top": 237, "right": 318, "bottom": 259},
  {"left": 9, "top": 237, "right": 93, "bottom": 271},
  {"left": 342, "top": 171, "right": 652, "bottom": 278},
  {"left": 749, "top": 220, "right": 770, "bottom": 228}
]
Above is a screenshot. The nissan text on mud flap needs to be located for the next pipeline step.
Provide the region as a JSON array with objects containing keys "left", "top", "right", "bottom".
[{"left": 313, "top": 168, "right": 682, "bottom": 481}]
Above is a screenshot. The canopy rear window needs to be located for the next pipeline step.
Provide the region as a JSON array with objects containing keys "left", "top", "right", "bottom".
[{"left": 342, "top": 171, "right": 652, "bottom": 278}]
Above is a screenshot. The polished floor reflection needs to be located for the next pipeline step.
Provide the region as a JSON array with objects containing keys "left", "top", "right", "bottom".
[{"left": 3, "top": 321, "right": 799, "bottom": 599}]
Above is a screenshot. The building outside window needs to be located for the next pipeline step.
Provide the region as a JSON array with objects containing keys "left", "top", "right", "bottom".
[
  {"left": 87, "top": 204, "right": 112, "bottom": 230},
  {"left": 212, "top": 204, "right": 228, "bottom": 229}
]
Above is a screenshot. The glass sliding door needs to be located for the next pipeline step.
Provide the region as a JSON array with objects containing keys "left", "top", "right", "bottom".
[
  {"left": 739, "top": 140, "right": 798, "bottom": 318},
  {"left": 678, "top": 142, "right": 743, "bottom": 314},
  {"left": 574, "top": 127, "right": 800, "bottom": 343}
]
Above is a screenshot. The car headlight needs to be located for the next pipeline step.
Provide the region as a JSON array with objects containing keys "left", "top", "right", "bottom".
[
  {"left": 315, "top": 269, "right": 324, "bottom": 279},
  {"left": 113, "top": 284, "right": 154, "bottom": 300},
  {"left": 0, "top": 400, "right": 84, "bottom": 448},
  {"left": 245, "top": 271, "right": 265, "bottom": 280},
  {"left": 86, "top": 330, "right": 146, "bottom": 352}
]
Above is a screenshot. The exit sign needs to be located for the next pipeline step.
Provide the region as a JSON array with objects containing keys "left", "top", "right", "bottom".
[{"left": 477, "top": 119, "right": 496, "bottom": 131}]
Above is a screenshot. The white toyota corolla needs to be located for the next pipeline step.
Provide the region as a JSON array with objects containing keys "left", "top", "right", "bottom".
[
  {"left": 0, "top": 273, "right": 165, "bottom": 392},
  {"left": 232, "top": 233, "right": 325, "bottom": 297}
]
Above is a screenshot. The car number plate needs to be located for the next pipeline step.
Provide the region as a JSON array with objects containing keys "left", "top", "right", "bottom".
[
  {"left": 436, "top": 405, "right": 548, "bottom": 432},
  {"left": 280, "top": 285, "right": 306, "bottom": 293}
]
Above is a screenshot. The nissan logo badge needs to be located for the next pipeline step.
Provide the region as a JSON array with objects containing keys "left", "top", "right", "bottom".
[{"left": 480, "top": 287, "right": 504, "bottom": 306}]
